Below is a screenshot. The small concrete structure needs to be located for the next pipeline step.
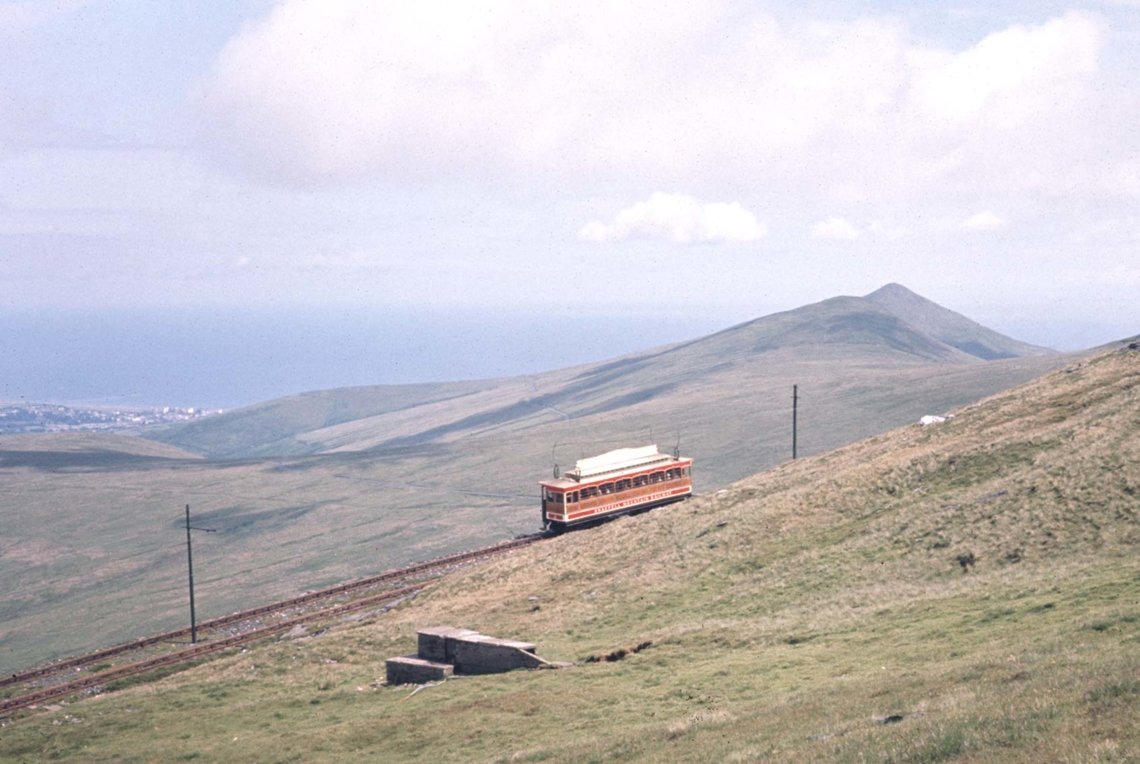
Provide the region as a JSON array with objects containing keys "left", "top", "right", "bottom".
[
  {"left": 386, "top": 626, "right": 563, "bottom": 684},
  {"left": 451, "top": 634, "right": 549, "bottom": 675},
  {"left": 417, "top": 626, "right": 480, "bottom": 663},
  {"left": 384, "top": 655, "right": 454, "bottom": 685}
]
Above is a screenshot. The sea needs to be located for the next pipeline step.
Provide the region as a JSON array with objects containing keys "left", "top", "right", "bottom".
[{"left": 1, "top": 306, "right": 735, "bottom": 410}]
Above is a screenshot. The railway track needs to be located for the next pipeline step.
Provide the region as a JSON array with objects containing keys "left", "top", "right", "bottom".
[{"left": 0, "top": 535, "right": 541, "bottom": 717}]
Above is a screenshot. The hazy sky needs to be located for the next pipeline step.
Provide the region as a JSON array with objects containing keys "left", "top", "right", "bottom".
[{"left": 1, "top": 1, "right": 1138, "bottom": 349}]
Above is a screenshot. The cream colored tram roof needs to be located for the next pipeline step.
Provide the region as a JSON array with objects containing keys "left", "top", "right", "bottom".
[
  {"left": 540, "top": 445, "right": 689, "bottom": 488},
  {"left": 571, "top": 445, "right": 668, "bottom": 479}
]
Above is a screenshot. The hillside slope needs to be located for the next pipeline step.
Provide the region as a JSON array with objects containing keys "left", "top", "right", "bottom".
[
  {"left": 866, "top": 282, "right": 1054, "bottom": 359},
  {"left": 0, "top": 432, "right": 200, "bottom": 460},
  {"left": 0, "top": 287, "right": 1073, "bottom": 673},
  {"left": 143, "top": 378, "right": 502, "bottom": 458},
  {"left": 5, "top": 344, "right": 1135, "bottom": 762},
  {"left": 146, "top": 285, "right": 1055, "bottom": 460}
]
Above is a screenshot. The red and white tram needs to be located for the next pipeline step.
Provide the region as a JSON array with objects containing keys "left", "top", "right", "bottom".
[{"left": 540, "top": 445, "right": 693, "bottom": 531}]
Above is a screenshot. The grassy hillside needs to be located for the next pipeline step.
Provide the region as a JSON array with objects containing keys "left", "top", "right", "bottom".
[
  {"left": 3, "top": 343, "right": 1136, "bottom": 762},
  {"left": 144, "top": 379, "right": 501, "bottom": 458},
  {"left": 0, "top": 441, "right": 533, "bottom": 674},
  {"left": 0, "top": 433, "right": 199, "bottom": 459},
  {"left": 0, "top": 291, "right": 1075, "bottom": 673}
]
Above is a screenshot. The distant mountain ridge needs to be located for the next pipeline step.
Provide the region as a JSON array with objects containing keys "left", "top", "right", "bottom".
[
  {"left": 145, "top": 284, "right": 1061, "bottom": 462},
  {"left": 674, "top": 294, "right": 973, "bottom": 364},
  {"left": 865, "top": 283, "right": 1053, "bottom": 359}
]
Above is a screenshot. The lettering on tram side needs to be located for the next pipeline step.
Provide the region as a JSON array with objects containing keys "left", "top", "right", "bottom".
[
  {"left": 606, "top": 487, "right": 688, "bottom": 511},
  {"left": 569, "top": 487, "right": 689, "bottom": 520}
]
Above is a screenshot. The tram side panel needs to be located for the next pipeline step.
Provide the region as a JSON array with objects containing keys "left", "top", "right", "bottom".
[{"left": 541, "top": 462, "right": 692, "bottom": 530}]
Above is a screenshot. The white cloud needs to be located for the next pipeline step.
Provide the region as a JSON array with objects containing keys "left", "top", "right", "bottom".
[
  {"left": 911, "top": 11, "right": 1101, "bottom": 122},
  {"left": 962, "top": 211, "right": 1006, "bottom": 231},
  {"left": 811, "top": 217, "right": 861, "bottom": 241},
  {"left": 580, "top": 192, "right": 767, "bottom": 244},
  {"left": 195, "top": 2, "right": 1133, "bottom": 206}
]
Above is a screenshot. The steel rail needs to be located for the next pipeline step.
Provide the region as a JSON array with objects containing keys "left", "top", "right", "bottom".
[
  {"left": 1, "top": 535, "right": 540, "bottom": 713},
  {"left": 0, "top": 583, "right": 425, "bottom": 715}
]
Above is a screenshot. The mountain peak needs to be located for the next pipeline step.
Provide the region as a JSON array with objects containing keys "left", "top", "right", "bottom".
[
  {"left": 867, "top": 282, "right": 917, "bottom": 298},
  {"left": 864, "top": 284, "right": 1053, "bottom": 360}
]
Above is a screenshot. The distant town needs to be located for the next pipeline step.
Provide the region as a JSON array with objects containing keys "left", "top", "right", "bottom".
[{"left": 0, "top": 402, "right": 223, "bottom": 434}]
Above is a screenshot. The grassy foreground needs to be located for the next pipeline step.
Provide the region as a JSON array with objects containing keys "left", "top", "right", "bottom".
[{"left": 1, "top": 348, "right": 1137, "bottom": 762}]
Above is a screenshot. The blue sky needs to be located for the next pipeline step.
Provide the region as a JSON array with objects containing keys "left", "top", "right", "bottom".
[{"left": 1, "top": 1, "right": 1138, "bottom": 350}]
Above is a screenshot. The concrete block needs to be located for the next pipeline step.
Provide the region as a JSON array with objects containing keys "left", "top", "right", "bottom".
[
  {"left": 469, "top": 634, "right": 538, "bottom": 654},
  {"left": 392, "top": 626, "right": 564, "bottom": 679},
  {"left": 450, "top": 636, "right": 551, "bottom": 675},
  {"left": 417, "top": 626, "right": 479, "bottom": 663},
  {"left": 386, "top": 655, "right": 454, "bottom": 685}
]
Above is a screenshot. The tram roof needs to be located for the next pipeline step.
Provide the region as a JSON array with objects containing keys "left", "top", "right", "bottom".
[
  {"left": 540, "top": 444, "right": 690, "bottom": 488},
  {"left": 573, "top": 445, "right": 669, "bottom": 478}
]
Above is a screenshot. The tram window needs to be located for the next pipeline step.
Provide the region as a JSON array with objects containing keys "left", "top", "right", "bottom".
[
  {"left": 650, "top": 472, "right": 661, "bottom": 483},
  {"left": 601, "top": 482, "right": 615, "bottom": 494}
]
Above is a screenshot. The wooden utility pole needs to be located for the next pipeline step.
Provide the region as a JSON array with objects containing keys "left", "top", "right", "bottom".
[
  {"left": 792, "top": 385, "right": 799, "bottom": 460},
  {"left": 184, "top": 504, "right": 215, "bottom": 643}
]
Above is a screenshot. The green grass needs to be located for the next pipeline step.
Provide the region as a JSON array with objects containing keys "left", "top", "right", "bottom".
[
  {"left": 2, "top": 348, "right": 1137, "bottom": 761},
  {"left": 101, "top": 661, "right": 202, "bottom": 693},
  {"left": 3, "top": 560, "right": 1136, "bottom": 762},
  {"left": 0, "top": 347, "right": 1071, "bottom": 674}
]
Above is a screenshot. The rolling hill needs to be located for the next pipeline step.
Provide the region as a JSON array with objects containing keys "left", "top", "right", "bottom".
[
  {"left": 3, "top": 335, "right": 1136, "bottom": 761},
  {"left": 0, "top": 285, "right": 1076, "bottom": 672},
  {"left": 145, "top": 284, "right": 1056, "bottom": 461}
]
